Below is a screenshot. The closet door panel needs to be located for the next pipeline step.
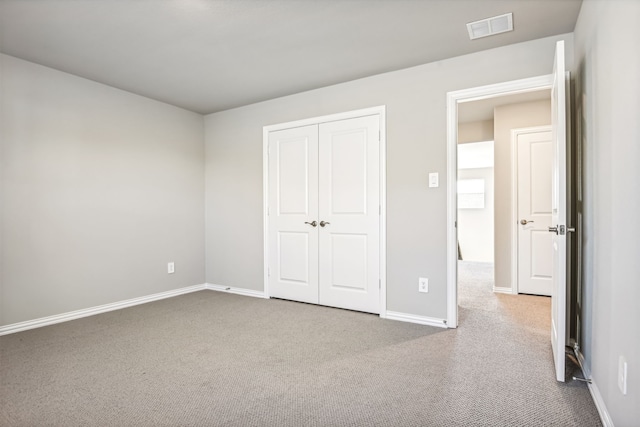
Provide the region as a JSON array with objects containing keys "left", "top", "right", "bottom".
[
  {"left": 268, "top": 125, "right": 319, "bottom": 304},
  {"left": 318, "top": 115, "right": 380, "bottom": 313}
]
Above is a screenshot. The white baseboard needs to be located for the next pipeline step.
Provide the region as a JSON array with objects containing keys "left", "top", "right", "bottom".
[
  {"left": 0, "top": 284, "right": 446, "bottom": 337},
  {"left": 575, "top": 349, "right": 614, "bottom": 427},
  {"left": 493, "top": 286, "right": 515, "bottom": 294},
  {"left": 385, "top": 311, "right": 449, "bottom": 328},
  {"left": 205, "top": 283, "right": 267, "bottom": 299},
  {"left": 0, "top": 284, "right": 208, "bottom": 336}
]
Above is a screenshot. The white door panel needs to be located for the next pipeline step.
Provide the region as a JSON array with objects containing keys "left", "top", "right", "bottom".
[
  {"left": 268, "top": 125, "right": 319, "bottom": 304},
  {"left": 551, "top": 40, "right": 568, "bottom": 383},
  {"left": 319, "top": 116, "right": 380, "bottom": 313},
  {"left": 278, "top": 232, "right": 311, "bottom": 283},
  {"left": 517, "top": 129, "right": 553, "bottom": 296},
  {"left": 329, "top": 233, "right": 368, "bottom": 291}
]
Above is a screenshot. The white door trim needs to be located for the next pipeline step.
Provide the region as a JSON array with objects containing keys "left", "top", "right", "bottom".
[
  {"left": 510, "top": 125, "right": 553, "bottom": 295},
  {"left": 446, "top": 75, "right": 553, "bottom": 328},
  {"left": 263, "top": 106, "right": 387, "bottom": 317}
]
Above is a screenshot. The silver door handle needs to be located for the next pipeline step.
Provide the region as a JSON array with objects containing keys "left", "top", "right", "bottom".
[
  {"left": 319, "top": 221, "right": 330, "bottom": 227},
  {"left": 549, "top": 225, "right": 575, "bottom": 235},
  {"left": 520, "top": 219, "right": 534, "bottom": 225},
  {"left": 304, "top": 221, "right": 317, "bottom": 227}
]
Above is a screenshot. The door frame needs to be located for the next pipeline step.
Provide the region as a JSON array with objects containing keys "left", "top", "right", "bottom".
[
  {"left": 262, "top": 106, "right": 387, "bottom": 317},
  {"left": 511, "top": 125, "right": 553, "bottom": 295},
  {"left": 446, "top": 75, "right": 553, "bottom": 328}
]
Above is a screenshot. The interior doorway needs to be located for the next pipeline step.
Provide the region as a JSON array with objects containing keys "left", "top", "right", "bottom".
[
  {"left": 447, "top": 76, "right": 552, "bottom": 326},
  {"left": 448, "top": 41, "right": 570, "bottom": 383},
  {"left": 455, "top": 87, "right": 552, "bottom": 305}
]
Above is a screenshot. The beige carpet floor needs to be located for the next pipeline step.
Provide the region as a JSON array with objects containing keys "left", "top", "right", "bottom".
[{"left": 0, "top": 263, "right": 601, "bottom": 426}]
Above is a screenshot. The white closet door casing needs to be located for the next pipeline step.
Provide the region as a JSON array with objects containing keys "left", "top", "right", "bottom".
[
  {"left": 517, "top": 130, "right": 553, "bottom": 296},
  {"left": 318, "top": 115, "right": 380, "bottom": 313},
  {"left": 268, "top": 125, "right": 319, "bottom": 304}
]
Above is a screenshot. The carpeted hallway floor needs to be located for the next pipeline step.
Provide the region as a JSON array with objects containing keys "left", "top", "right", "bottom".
[{"left": 0, "top": 263, "right": 601, "bottom": 426}]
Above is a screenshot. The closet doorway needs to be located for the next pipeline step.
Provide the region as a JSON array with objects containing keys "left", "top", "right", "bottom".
[{"left": 263, "top": 107, "right": 386, "bottom": 315}]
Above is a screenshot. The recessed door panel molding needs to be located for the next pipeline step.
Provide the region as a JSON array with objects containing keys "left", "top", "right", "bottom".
[
  {"left": 277, "top": 232, "right": 310, "bottom": 284},
  {"left": 529, "top": 139, "right": 553, "bottom": 215},
  {"left": 264, "top": 107, "right": 385, "bottom": 316},
  {"left": 277, "top": 136, "right": 311, "bottom": 215},
  {"left": 327, "top": 127, "right": 368, "bottom": 215},
  {"left": 530, "top": 231, "right": 553, "bottom": 279},
  {"left": 328, "top": 233, "right": 368, "bottom": 292}
]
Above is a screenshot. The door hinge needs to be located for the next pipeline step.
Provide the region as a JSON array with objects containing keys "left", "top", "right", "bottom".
[
  {"left": 379, "top": 205, "right": 381, "bottom": 215},
  {"left": 379, "top": 279, "right": 381, "bottom": 289}
]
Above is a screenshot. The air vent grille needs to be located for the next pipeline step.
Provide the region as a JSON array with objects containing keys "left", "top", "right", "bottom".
[{"left": 467, "top": 13, "right": 513, "bottom": 40}]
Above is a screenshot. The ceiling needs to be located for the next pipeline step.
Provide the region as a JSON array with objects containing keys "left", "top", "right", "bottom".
[
  {"left": 458, "top": 89, "right": 551, "bottom": 123},
  {"left": 0, "top": 0, "right": 582, "bottom": 114}
]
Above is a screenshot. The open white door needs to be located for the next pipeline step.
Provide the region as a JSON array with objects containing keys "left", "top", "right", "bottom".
[{"left": 550, "top": 40, "right": 568, "bottom": 382}]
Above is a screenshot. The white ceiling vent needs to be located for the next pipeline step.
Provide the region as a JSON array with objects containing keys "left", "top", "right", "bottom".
[{"left": 467, "top": 13, "right": 513, "bottom": 40}]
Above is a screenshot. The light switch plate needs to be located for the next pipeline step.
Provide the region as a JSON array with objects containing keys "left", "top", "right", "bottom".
[
  {"left": 429, "top": 172, "right": 439, "bottom": 188},
  {"left": 618, "top": 356, "right": 628, "bottom": 395}
]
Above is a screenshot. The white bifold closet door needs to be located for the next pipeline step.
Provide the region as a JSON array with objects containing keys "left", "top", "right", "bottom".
[{"left": 268, "top": 115, "right": 380, "bottom": 314}]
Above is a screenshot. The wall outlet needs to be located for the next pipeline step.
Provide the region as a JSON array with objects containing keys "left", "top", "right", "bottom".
[
  {"left": 418, "top": 277, "right": 429, "bottom": 293},
  {"left": 167, "top": 262, "right": 175, "bottom": 274},
  {"left": 618, "top": 356, "right": 628, "bottom": 395}
]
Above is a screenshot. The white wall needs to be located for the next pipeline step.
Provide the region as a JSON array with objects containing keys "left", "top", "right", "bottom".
[
  {"left": 574, "top": 1, "right": 640, "bottom": 425},
  {"left": 0, "top": 54, "right": 206, "bottom": 326},
  {"left": 204, "top": 34, "right": 573, "bottom": 320}
]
